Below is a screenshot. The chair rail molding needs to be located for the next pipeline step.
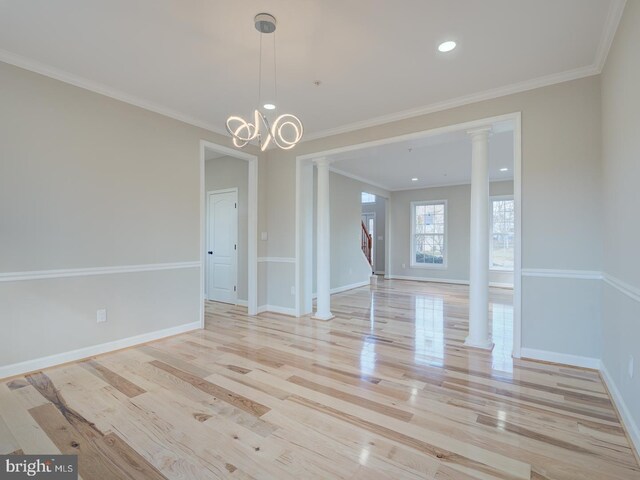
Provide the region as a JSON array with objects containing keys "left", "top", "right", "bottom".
[{"left": 0, "top": 261, "right": 200, "bottom": 283}]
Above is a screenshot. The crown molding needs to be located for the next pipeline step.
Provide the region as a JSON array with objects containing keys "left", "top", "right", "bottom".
[
  {"left": 302, "top": 64, "right": 599, "bottom": 142},
  {"left": 328, "top": 166, "right": 391, "bottom": 193},
  {"left": 0, "top": 1, "right": 625, "bottom": 146},
  {"left": 594, "top": 0, "right": 627, "bottom": 72},
  {"left": 0, "top": 49, "right": 229, "bottom": 137},
  {"left": 302, "top": 1, "right": 626, "bottom": 143}
]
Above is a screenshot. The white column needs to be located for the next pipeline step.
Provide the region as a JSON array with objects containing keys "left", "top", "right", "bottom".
[
  {"left": 314, "top": 157, "right": 334, "bottom": 320},
  {"left": 465, "top": 127, "right": 493, "bottom": 350}
]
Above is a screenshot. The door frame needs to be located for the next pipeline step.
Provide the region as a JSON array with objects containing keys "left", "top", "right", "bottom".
[
  {"left": 206, "top": 188, "right": 239, "bottom": 303},
  {"left": 295, "top": 112, "right": 522, "bottom": 358},
  {"left": 199, "top": 140, "right": 258, "bottom": 327}
]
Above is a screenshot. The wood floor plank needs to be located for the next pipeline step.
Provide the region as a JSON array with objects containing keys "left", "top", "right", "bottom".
[
  {"left": 26, "top": 372, "right": 167, "bottom": 480},
  {"left": 79, "top": 359, "right": 146, "bottom": 398},
  {"left": 0, "top": 280, "right": 638, "bottom": 479},
  {"left": 149, "top": 360, "right": 271, "bottom": 417}
]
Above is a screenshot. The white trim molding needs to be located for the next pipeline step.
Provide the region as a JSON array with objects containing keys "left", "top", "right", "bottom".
[
  {"left": 387, "top": 275, "right": 469, "bottom": 285},
  {"left": 594, "top": 0, "right": 628, "bottom": 72},
  {"left": 600, "top": 361, "right": 640, "bottom": 459},
  {"left": 603, "top": 273, "right": 640, "bottom": 303},
  {"left": 520, "top": 348, "right": 601, "bottom": 370},
  {"left": 312, "top": 280, "right": 371, "bottom": 299},
  {"left": 257, "top": 257, "right": 296, "bottom": 263},
  {"left": 328, "top": 166, "right": 391, "bottom": 193},
  {"left": 0, "top": 0, "right": 625, "bottom": 147},
  {"left": 0, "top": 261, "right": 200, "bottom": 283},
  {"left": 521, "top": 268, "right": 603, "bottom": 280},
  {"left": 200, "top": 140, "right": 259, "bottom": 317},
  {"left": 257, "top": 305, "right": 297, "bottom": 316},
  {"left": 0, "top": 321, "right": 201, "bottom": 380},
  {"left": 0, "top": 49, "right": 229, "bottom": 137}
]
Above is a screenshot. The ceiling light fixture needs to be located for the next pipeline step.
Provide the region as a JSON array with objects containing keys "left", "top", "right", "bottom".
[
  {"left": 438, "top": 41, "right": 457, "bottom": 52},
  {"left": 411, "top": 177, "right": 419, "bottom": 182},
  {"left": 226, "top": 13, "right": 303, "bottom": 151},
  {"left": 500, "top": 167, "right": 509, "bottom": 172}
]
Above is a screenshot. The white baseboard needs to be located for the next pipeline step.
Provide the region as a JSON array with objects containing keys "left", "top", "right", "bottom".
[
  {"left": 235, "top": 299, "right": 248, "bottom": 307},
  {"left": 386, "top": 275, "right": 513, "bottom": 289},
  {"left": 489, "top": 282, "right": 514, "bottom": 289},
  {"left": 257, "top": 305, "right": 297, "bottom": 316},
  {"left": 600, "top": 361, "right": 640, "bottom": 459},
  {"left": 520, "top": 347, "right": 601, "bottom": 370},
  {"left": 387, "top": 275, "right": 469, "bottom": 285},
  {"left": 332, "top": 280, "right": 370, "bottom": 294},
  {"left": 311, "top": 280, "right": 371, "bottom": 299},
  {"left": 0, "top": 321, "right": 201, "bottom": 380}
]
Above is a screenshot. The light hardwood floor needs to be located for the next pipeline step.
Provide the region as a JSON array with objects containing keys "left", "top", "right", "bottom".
[{"left": 1, "top": 279, "right": 639, "bottom": 479}]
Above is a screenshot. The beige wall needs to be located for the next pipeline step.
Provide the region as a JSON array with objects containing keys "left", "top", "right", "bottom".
[
  {"left": 205, "top": 156, "right": 249, "bottom": 301},
  {"left": 601, "top": 0, "right": 640, "bottom": 439},
  {"left": 265, "top": 75, "right": 603, "bottom": 358},
  {"left": 389, "top": 181, "right": 513, "bottom": 285},
  {"left": 0, "top": 61, "right": 260, "bottom": 371},
  {"left": 314, "top": 172, "right": 384, "bottom": 293}
]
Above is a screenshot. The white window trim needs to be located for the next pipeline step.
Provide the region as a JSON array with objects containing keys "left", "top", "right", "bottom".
[
  {"left": 410, "top": 199, "right": 448, "bottom": 269},
  {"left": 489, "top": 195, "right": 514, "bottom": 272},
  {"left": 361, "top": 192, "right": 376, "bottom": 204}
]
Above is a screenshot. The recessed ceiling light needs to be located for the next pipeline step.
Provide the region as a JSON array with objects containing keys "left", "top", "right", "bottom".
[
  {"left": 263, "top": 103, "right": 276, "bottom": 110},
  {"left": 438, "top": 41, "right": 456, "bottom": 53},
  {"left": 411, "top": 177, "right": 418, "bottom": 182},
  {"left": 500, "top": 167, "right": 509, "bottom": 172}
]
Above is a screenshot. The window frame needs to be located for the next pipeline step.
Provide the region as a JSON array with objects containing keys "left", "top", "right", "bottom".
[
  {"left": 410, "top": 199, "right": 448, "bottom": 269},
  {"left": 489, "top": 195, "right": 515, "bottom": 272},
  {"left": 361, "top": 192, "right": 376, "bottom": 204}
]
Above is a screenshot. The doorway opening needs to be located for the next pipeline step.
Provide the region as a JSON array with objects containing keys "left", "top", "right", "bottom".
[
  {"left": 295, "top": 112, "right": 521, "bottom": 358},
  {"left": 200, "top": 141, "right": 258, "bottom": 322}
]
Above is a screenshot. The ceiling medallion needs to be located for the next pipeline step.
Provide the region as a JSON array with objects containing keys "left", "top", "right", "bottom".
[{"left": 226, "top": 13, "right": 303, "bottom": 151}]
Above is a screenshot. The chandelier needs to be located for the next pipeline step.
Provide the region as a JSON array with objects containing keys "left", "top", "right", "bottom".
[{"left": 226, "top": 13, "right": 303, "bottom": 151}]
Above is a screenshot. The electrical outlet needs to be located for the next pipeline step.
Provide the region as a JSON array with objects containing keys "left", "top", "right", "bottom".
[
  {"left": 96, "top": 308, "right": 107, "bottom": 323},
  {"left": 629, "top": 355, "right": 634, "bottom": 379},
  {"left": 290, "top": 286, "right": 295, "bottom": 295},
  {"left": 261, "top": 232, "right": 268, "bottom": 241},
  {"left": 402, "top": 263, "right": 406, "bottom": 269}
]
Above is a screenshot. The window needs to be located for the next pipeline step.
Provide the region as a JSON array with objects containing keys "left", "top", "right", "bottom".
[
  {"left": 490, "top": 197, "right": 514, "bottom": 270},
  {"left": 411, "top": 201, "right": 446, "bottom": 267},
  {"left": 361, "top": 192, "right": 376, "bottom": 204}
]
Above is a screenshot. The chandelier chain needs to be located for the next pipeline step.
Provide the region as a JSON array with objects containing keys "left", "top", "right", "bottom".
[{"left": 258, "top": 33, "right": 263, "bottom": 107}]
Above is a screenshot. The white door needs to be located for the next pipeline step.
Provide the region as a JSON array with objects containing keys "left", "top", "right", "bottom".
[{"left": 207, "top": 190, "right": 238, "bottom": 304}]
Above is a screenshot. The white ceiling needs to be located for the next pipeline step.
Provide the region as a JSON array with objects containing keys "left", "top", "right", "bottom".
[
  {"left": 330, "top": 128, "right": 514, "bottom": 191},
  {"left": 0, "top": 1, "right": 624, "bottom": 140}
]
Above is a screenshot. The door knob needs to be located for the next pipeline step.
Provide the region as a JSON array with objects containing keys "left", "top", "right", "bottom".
[{"left": 208, "top": 251, "right": 213, "bottom": 255}]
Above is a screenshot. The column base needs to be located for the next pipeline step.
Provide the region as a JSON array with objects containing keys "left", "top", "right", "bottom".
[
  {"left": 464, "top": 337, "right": 495, "bottom": 351},
  {"left": 313, "top": 312, "right": 334, "bottom": 321}
]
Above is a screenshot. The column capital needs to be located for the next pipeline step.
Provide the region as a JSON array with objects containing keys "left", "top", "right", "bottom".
[
  {"left": 313, "top": 157, "right": 333, "bottom": 167},
  {"left": 467, "top": 126, "right": 492, "bottom": 139}
]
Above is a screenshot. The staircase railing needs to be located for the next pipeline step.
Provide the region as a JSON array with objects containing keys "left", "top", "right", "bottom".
[{"left": 361, "top": 221, "right": 372, "bottom": 266}]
